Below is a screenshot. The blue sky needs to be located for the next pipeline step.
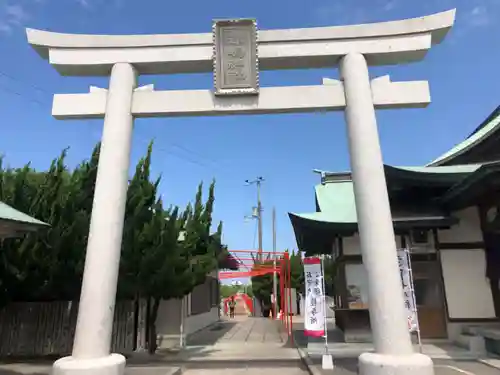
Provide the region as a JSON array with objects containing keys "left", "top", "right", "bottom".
[{"left": 0, "top": 0, "right": 499, "bottom": 278}]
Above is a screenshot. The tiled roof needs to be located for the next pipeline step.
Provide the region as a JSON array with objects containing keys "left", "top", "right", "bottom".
[{"left": 0, "top": 201, "right": 48, "bottom": 226}]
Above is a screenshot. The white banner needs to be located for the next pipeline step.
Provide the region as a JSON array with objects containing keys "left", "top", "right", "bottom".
[
  {"left": 303, "top": 257, "right": 325, "bottom": 337},
  {"left": 397, "top": 249, "right": 419, "bottom": 332}
]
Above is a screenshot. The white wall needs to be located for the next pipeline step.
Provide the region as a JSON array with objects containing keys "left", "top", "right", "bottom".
[
  {"left": 345, "top": 263, "right": 369, "bottom": 308},
  {"left": 283, "top": 288, "right": 298, "bottom": 315},
  {"left": 342, "top": 207, "right": 483, "bottom": 251},
  {"left": 342, "top": 233, "right": 402, "bottom": 256},
  {"left": 156, "top": 297, "right": 185, "bottom": 349},
  {"left": 155, "top": 276, "right": 220, "bottom": 349},
  {"left": 437, "top": 207, "right": 483, "bottom": 243},
  {"left": 440, "top": 249, "right": 495, "bottom": 319},
  {"left": 185, "top": 307, "right": 219, "bottom": 336}
]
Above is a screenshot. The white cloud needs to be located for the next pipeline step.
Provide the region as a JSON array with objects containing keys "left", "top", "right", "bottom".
[
  {"left": 313, "top": 3, "right": 369, "bottom": 26},
  {"left": 76, "top": 0, "right": 91, "bottom": 8},
  {"left": 467, "top": 5, "right": 490, "bottom": 27},
  {"left": 0, "top": 3, "right": 30, "bottom": 35},
  {"left": 0, "top": 22, "right": 12, "bottom": 34},
  {"left": 76, "top": 0, "right": 123, "bottom": 10},
  {"left": 453, "top": 0, "right": 500, "bottom": 38},
  {"left": 312, "top": 0, "right": 401, "bottom": 26},
  {"left": 383, "top": 0, "right": 398, "bottom": 12},
  {"left": 5, "top": 4, "right": 29, "bottom": 25}
]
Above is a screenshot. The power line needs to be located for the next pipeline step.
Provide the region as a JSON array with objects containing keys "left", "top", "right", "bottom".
[
  {"left": 170, "top": 142, "right": 223, "bottom": 169},
  {"left": 0, "top": 68, "right": 232, "bottom": 174},
  {"left": 0, "top": 81, "right": 48, "bottom": 107},
  {"left": 0, "top": 70, "right": 48, "bottom": 94}
]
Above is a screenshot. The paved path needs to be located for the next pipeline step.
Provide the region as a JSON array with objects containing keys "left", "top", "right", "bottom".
[
  {"left": 187, "top": 315, "right": 285, "bottom": 346},
  {"left": 177, "top": 316, "right": 299, "bottom": 364},
  {"left": 2, "top": 317, "right": 500, "bottom": 375},
  {"left": 181, "top": 317, "right": 307, "bottom": 375},
  {"left": 306, "top": 358, "right": 500, "bottom": 375},
  {"left": 181, "top": 366, "right": 307, "bottom": 375},
  {"left": 129, "top": 316, "right": 301, "bottom": 367}
]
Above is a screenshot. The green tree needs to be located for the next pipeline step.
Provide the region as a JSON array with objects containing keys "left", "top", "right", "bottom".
[
  {"left": 0, "top": 149, "right": 91, "bottom": 302},
  {"left": 119, "top": 141, "right": 160, "bottom": 300},
  {"left": 137, "top": 205, "right": 187, "bottom": 353},
  {"left": 250, "top": 259, "right": 275, "bottom": 312},
  {"left": 0, "top": 141, "right": 230, "bottom": 355},
  {"left": 180, "top": 181, "right": 218, "bottom": 291},
  {"left": 220, "top": 284, "right": 241, "bottom": 299},
  {"left": 134, "top": 179, "right": 225, "bottom": 353}
]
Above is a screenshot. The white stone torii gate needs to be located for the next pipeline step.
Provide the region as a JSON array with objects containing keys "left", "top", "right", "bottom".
[{"left": 26, "top": 9, "right": 455, "bottom": 375}]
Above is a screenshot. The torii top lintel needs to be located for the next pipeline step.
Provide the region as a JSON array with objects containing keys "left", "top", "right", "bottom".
[{"left": 26, "top": 10, "right": 455, "bottom": 76}]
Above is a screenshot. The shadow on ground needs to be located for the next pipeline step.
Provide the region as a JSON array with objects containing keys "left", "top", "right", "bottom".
[
  {"left": 185, "top": 321, "right": 238, "bottom": 346},
  {"left": 129, "top": 346, "right": 222, "bottom": 365},
  {"left": 0, "top": 368, "right": 49, "bottom": 375},
  {"left": 289, "top": 326, "right": 344, "bottom": 349}
]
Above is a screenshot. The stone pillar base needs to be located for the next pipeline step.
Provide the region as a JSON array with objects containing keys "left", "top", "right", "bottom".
[
  {"left": 53, "top": 354, "right": 126, "bottom": 375},
  {"left": 359, "top": 352, "right": 434, "bottom": 375}
]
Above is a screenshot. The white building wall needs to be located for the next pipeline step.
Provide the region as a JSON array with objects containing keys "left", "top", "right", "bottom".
[
  {"left": 156, "top": 296, "right": 220, "bottom": 349},
  {"left": 436, "top": 206, "right": 495, "bottom": 322},
  {"left": 345, "top": 263, "right": 369, "bottom": 308},
  {"left": 440, "top": 249, "right": 495, "bottom": 319},
  {"left": 155, "top": 270, "right": 220, "bottom": 349},
  {"left": 342, "top": 207, "right": 495, "bottom": 323},
  {"left": 185, "top": 307, "right": 219, "bottom": 335},
  {"left": 342, "top": 233, "right": 402, "bottom": 255},
  {"left": 437, "top": 206, "right": 483, "bottom": 243},
  {"left": 156, "top": 297, "right": 184, "bottom": 349}
]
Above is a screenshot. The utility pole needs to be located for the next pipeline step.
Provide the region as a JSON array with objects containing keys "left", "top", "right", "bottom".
[
  {"left": 245, "top": 177, "right": 264, "bottom": 261},
  {"left": 272, "top": 207, "right": 278, "bottom": 317}
]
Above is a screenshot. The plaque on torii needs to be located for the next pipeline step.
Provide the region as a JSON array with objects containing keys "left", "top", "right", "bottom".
[{"left": 212, "top": 18, "right": 259, "bottom": 96}]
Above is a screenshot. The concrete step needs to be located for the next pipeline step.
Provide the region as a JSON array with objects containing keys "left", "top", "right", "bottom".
[
  {"left": 462, "top": 324, "right": 500, "bottom": 336},
  {"left": 454, "top": 333, "right": 486, "bottom": 356},
  {"left": 455, "top": 333, "right": 473, "bottom": 349}
]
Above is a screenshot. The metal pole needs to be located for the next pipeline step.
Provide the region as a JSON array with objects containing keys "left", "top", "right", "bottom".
[
  {"left": 321, "top": 257, "right": 329, "bottom": 355},
  {"left": 405, "top": 247, "right": 422, "bottom": 353},
  {"left": 286, "top": 252, "right": 293, "bottom": 341},
  {"left": 245, "top": 177, "right": 264, "bottom": 262},
  {"left": 280, "top": 263, "right": 285, "bottom": 322},
  {"left": 257, "top": 180, "right": 263, "bottom": 262},
  {"left": 272, "top": 207, "right": 278, "bottom": 317}
]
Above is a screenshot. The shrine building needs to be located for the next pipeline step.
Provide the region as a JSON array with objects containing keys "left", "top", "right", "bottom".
[{"left": 289, "top": 105, "right": 500, "bottom": 347}]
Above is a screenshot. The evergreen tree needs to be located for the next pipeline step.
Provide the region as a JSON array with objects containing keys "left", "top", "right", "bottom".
[{"left": 0, "top": 141, "right": 230, "bottom": 354}]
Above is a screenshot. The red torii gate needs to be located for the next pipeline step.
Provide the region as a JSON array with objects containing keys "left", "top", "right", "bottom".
[{"left": 218, "top": 249, "right": 293, "bottom": 344}]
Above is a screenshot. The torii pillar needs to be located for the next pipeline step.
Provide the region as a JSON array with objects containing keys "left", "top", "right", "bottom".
[{"left": 26, "top": 9, "right": 455, "bottom": 375}]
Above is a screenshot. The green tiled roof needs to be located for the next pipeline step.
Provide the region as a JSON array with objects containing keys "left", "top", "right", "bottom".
[
  {"left": 315, "top": 164, "right": 482, "bottom": 177},
  {"left": 394, "top": 164, "right": 482, "bottom": 174},
  {"left": 315, "top": 164, "right": 481, "bottom": 188},
  {"left": 290, "top": 179, "right": 457, "bottom": 229},
  {"left": 314, "top": 182, "right": 356, "bottom": 223},
  {"left": 291, "top": 164, "right": 481, "bottom": 226},
  {"left": 427, "top": 107, "right": 500, "bottom": 166},
  {"left": 0, "top": 201, "right": 48, "bottom": 227}
]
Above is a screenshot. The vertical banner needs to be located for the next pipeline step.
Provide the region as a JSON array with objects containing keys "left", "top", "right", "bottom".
[
  {"left": 396, "top": 249, "right": 419, "bottom": 332},
  {"left": 303, "top": 257, "right": 325, "bottom": 337}
]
